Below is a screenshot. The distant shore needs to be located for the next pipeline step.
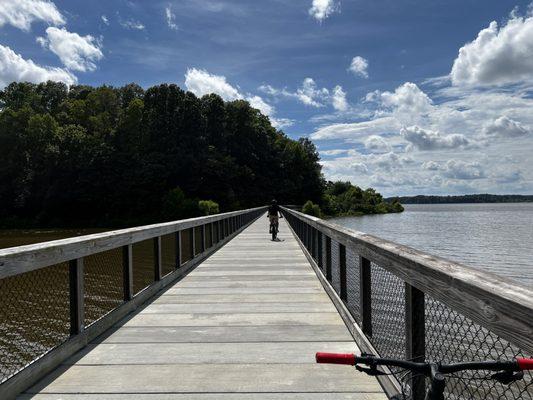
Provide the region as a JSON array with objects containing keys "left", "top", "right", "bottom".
[{"left": 387, "top": 194, "right": 533, "bottom": 204}]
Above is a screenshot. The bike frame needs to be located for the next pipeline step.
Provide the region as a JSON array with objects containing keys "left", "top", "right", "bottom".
[{"left": 316, "top": 353, "right": 533, "bottom": 400}]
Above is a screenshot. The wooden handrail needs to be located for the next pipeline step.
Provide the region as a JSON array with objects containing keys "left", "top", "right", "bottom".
[
  {"left": 0, "top": 207, "right": 266, "bottom": 279},
  {"left": 281, "top": 206, "right": 533, "bottom": 355}
]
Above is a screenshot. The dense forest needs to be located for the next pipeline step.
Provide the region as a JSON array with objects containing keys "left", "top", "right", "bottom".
[
  {"left": 0, "top": 81, "right": 399, "bottom": 228},
  {"left": 393, "top": 194, "right": 533, "bottom": 204}
]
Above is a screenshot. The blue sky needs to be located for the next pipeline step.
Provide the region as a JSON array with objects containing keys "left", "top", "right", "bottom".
[{"left": 1, "top": 0, "right": 533, "bottom": 196}]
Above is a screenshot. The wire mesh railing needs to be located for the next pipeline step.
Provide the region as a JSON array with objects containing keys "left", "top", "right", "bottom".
[
  {"left": 0, "top": 207, "right": 264, "bottom": 394},
  {"left": 283, "top": 207, "right": 533, "bottom": 400}
]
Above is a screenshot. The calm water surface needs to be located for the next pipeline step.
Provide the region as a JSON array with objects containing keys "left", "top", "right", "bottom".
[
  {"left": 331, "top": 203, "right": 533, "bottom": 286},
  {"left": 0, "top": 228, "right": 106, "bottom": 250}
]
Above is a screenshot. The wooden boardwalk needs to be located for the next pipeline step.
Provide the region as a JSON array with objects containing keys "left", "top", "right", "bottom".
[{"left": 20, "top": 215, "right": 386, "bottom": 399}]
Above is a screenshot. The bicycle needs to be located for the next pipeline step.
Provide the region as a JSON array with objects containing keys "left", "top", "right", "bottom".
[
  {"left": 268, "top": 213, "right": 282, "bottom": 241},
  {"left": 316, "top": 352, "right": 533, "bottom": 400},
  {"left": 269, "top": 216, "right": 280, "bottom": 240}
]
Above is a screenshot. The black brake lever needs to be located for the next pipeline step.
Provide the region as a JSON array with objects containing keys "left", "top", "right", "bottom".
[
  {"left": 491, "top": 370, "right": 524, "bottom": 384},
  {"left": 356, "top": 365, "right": 388, "bottom": 376}
]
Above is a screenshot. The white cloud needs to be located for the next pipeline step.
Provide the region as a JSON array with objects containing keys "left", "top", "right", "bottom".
[
  {"left": 0, "top": 0, "right": 64, "bottom": 31},
  {"left": 0, "top": 44, "right": 76, "bottom": 88},
  {"left": 37, "top": 27, "right": 103, "bottom": 72},
  {"left": 348, "top": 56, "right": 368, "bottom": 78},
  {"left": 451, "top": 14, "right": 533, "bottom": 86},
  {"left": 185, "top": 68, "right": 241, "bottom": 101},
  {"left": 260, "top": 78, "right": 349, "bottom": 111},
  {"left": 422, "top": 161, "right": 440, "bottom": 171},
  {"left": 309, "top": 0, "right": 338, "bottom": 22},
  {"left": 364, "top": 135, "right": 391, "bottom": 153},
  {"left": 184, "top": 68, "right": 291, "bottom": 129},
  {"left": 247, "top": 95, "right": 273, "bottom": 116},
  {"left": 165, "top": 5, "right": 178, "bottom": 30},
  {"left": 483, "top": 116, "right": 531, "bottom": 137},
  {"left": 119, "top": 18, "right": 145, "bottom": 30},
  {"left": 443, "top": 160, "right": 485, "bottom": 180},
  {"left": 331, "top": 85, "right": 348, "bottom": 111},
  {"left": 101, "top": 15, "right": 109, "bottom": 25},
  {"left": 296, "top": 77, "right": 329, "bottom": 107},
  {"left": 401, "top": 126, "right": 469, "bottom": 150}
]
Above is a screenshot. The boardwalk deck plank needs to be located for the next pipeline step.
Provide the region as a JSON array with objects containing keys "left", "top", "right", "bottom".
[{"left": 21, "top": 215, "right": 386, "bottom": 399}]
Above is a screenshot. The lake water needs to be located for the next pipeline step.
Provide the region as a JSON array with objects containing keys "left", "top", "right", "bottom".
[{"left": 331, "top": 203, "right": 533, "bottom": 286}]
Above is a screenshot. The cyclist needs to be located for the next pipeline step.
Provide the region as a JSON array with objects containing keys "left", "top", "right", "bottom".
[{"left": 268, "top": 199, "right": 282, "bottom": 237}]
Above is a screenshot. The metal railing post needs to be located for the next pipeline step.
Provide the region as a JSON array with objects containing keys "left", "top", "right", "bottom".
[
  {"left": 339, "top": 244, "right": 347, "bottom": 301},
  {"left": 360, "top": 256, "right": 372, "bottom": 336},
  {"left": 123, "top": 244, "right": 133, "bottom": 301},
  {"left": 69, "top": 258, "right": 84, "bottom": 335},
  {"left": 406, "top": 283, "right": 426, "bottom": 399}
]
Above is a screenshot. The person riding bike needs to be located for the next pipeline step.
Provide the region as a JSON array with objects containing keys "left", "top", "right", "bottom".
[{"left": 268, "top": 200, "right": 282, "bottom": 237}]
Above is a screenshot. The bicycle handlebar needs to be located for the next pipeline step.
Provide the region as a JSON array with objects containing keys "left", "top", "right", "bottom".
[{"left": 316, "top": 352, "right": 533, "bottom": 372}]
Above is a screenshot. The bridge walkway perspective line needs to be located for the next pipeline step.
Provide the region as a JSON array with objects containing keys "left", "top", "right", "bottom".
[{"left": 19, "top": 214, "right": 386, "bottom": 399}]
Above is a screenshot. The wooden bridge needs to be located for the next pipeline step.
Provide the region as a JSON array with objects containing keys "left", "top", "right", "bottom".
[{"left": 0, "top": 207, "right": 531, "bottom": 399}]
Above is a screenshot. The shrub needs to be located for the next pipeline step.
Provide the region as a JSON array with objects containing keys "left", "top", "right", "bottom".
[
  {"left": 199, "top": 200, "right": 220, "bottom": 215},
  {"left": 302, "top": 200, "right": 322, "bottom": 217}
]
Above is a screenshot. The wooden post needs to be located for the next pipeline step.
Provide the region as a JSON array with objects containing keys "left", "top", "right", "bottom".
[
  {"left": 69, "top": 258, "right": 84, "bottom": 336},
  {"left": 406, "top": 283, "right": 426, "bottom": 399},
  {"left": 325, "top": 236, "right": 332, "bottom": 281},
  {"left": 201, "top": 224, "right": 206, "bottom": 253},
  {"left": 360, "top": 256, "right": 372, "bottom": 336},
  {"left": 210, "top": 222, "right": 215, "bottom": 246},
  {"left": 339, "top": 244, "right": 347, "bottom": 301},
  {"left": 190, "top": 228, "right": 196, "bottom": 257},
  {"left": 317, "top": 231, "right": 323, "bottom": 270},
  {"left": 311, "top": 228, "right": 317, "bottom": 259},
  {"left": 176, "top": 231, "right": 181, "bottom": 268},
  {"left": 154, "top": 236, "right": 162, "bottom": 281},
  {"left": 123, "top": 244, "right": 133, "bottom": 301}
]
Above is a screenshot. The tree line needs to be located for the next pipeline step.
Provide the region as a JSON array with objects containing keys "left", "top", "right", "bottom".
[
  {"left": 393, "top": 194, "right": 533, "bottom": 204},
  {"left": 0, "top": 81, "right": 400, "bottom": 228}
]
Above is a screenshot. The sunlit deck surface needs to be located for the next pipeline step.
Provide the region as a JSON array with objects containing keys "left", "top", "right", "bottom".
[{"left": 20, "top": 216, "right": 386, "bottom": 399}]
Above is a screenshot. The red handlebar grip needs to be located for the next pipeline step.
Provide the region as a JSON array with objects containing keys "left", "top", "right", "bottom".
[
  {"left": 316, "top": 352, "right": 356, "bottom": 365},
  {"left": 517, "top": 358, "right": 533, "bottom": 370}
]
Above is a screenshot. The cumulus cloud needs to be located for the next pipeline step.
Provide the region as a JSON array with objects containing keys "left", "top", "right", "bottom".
[
  {"left": 101, "top": 15, "right": 109, "bottom": 25},
  {"left": 247, "top": 95, "right": 273, "bottom": 116},
  {"left": 0, "top": 44, "right": 76, "bottom": 88},
  {"left": 309, "top": 0, "right": 338, "bottom": 22},
  {"left": 0, "top": 0, "right": 64, "bottom": 31},
  {"left": 443, "top": 160, "right": 485, "bottom": 180},
  {"left": 184, "top": 68, "right": 291, "bottom": 129},
  {"left": 364, "top": 135, "right": 391, "bottom": 152},
  {"left": 378, "top": 82, "right": 433, "bottom": 118},
  {"left": 348, "top": 56, "right": 368, "bottom": 78},
  {"left": 296, "top": 77, "right": 330, "bottom": 107},
  {"left": 483, "top": 116, "right": 531, "bottom": 137},
  {"left": 422, "top": 161, "right": 440, "bottom": 171},
  {"left": 451, "top": 14, "right": 533, "bottom": 86},
  {"left": 331, "top": 85, "right": 348, "bottom": 111},
  {"left": 401, "top": 126, "right": 469, "bottom": 151},
  {"left": 185, "top": 68, "right": 241, "bottom": 100},
  {"left": 37, "top": 27, "right": 103, "bottom": 72},
  {"left": 165, "top": 5, "right": 178, "bottom": 30}
]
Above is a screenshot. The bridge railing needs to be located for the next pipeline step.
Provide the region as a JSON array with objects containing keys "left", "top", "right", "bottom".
[
  {"left": 0, "top": 207, "right": 265, "bottom": 398},
  {"left": 282, "top": 207, "right": 533, "bottom": 400}
]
